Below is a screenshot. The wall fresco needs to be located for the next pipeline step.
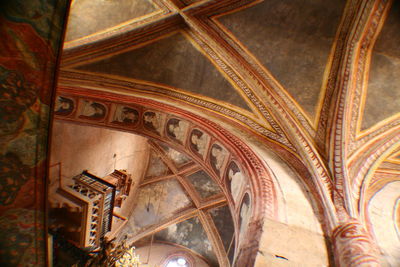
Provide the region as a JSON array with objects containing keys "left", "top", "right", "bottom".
[
  {"left": 226, "top": 161, "right": 247, "bottom": 206},
  {"left": 239, "top": 193, "right": 252, "bottom": 240},
  {"left": 209, "top": 143, "right": 228, "bottom": 176},
  {"left": 155, "top": 216, "right": 219, "bottom": 267},
  {"left": 0, "top": 0, "right": 68, "bottom": 265},
  {"left": 111, "top": 104, "right": 139, "bottom": 126},
  {"left": 189, "top": 128, "right": 210, "bottom": 159}
]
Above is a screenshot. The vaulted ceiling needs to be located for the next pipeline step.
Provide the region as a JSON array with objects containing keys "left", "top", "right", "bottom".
[{"left": 58, "top": 0, "right": 400, "bottom": 265}]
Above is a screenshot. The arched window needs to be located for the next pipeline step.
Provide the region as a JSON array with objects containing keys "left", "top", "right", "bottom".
[{"left": 164, "top": 256, "right": 191, "bottom": 267}]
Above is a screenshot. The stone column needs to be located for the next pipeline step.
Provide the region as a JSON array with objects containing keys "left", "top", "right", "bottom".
[{"left": 332, "top": 219, "right": 381, "bottom": 266}]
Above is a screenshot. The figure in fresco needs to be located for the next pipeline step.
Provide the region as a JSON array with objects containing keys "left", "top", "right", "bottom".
[
  {"left": 143, "top": 111, "right": 163, "bottom": 134},
  {"left": 113, "top": 106, "right": 138, "bottom": 124},
  {"left": 80, "top": 100, "right": 106, "bottom": 119},
  {"left": 227, "top": 161, "right": 245, "bottom": 205},
  {"left": 210, "top": 144, "right": 227, "bottom": 173},
  {"left": 190, "top": 129, "right": 209, "bottom": 156},
  {"left": 239, "top": 193, "right": 251, "bottom": 237},
  {"left": 166, "top": 118, "right": 188, "bottom": 143},
  {"left": 54, "top": 96, "right": 74, "bottom": 116}
]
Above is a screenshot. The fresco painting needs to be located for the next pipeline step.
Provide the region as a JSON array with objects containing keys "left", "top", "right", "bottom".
[
  {"left": 127, "top": 179, "right": 193, "bottom": 235},
  {"left": 155, "top": 217, "right": 219, "bottom": 267},
  {"left": 78, "top": 100, "right": 107, "bottom": 120},
  {"left": 239, "top": 193, "right": 252, "bottom": 239},
  {"left": 226, "top": 161, "right": 247, "bottom": 205},
  {"left": 186, "top": 170, "right": 222, "bottom": 199},
  {"left": 166, "top": 118, "right": 189, "bottom": 144},
  {"left": 209, "top": 205, "right": 236, "bottom": 264},
  {"left": 144, "top": 149, "right": 171, "bottom": 179},
  {"left": 112, "top": 105, "right": 139, "bottom": 125},
  {"left": 143, "top": 111, "right": 164, "bottom": 135},
  {"left": 0, "top": 0, "right": 68, "bottom": 265},
  {"left": 190, "top": 128, "right": 210, "bottom": 158},
  {"left": 159, "top": 143, "right": 192, "bottom": 168},
  {"left": 54, "top": 96, "right": 74, "bottom": 116},
  {"left": 209, "top": 143, "right": 228, "bottom": 176}
]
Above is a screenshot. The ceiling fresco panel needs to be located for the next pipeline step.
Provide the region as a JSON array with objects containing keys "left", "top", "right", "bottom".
[
  {"left": 185, "top": 170, "right": 222, "bottom": 199},
  {"left": 125, "top": 179, "right": 193, "bottom": 236},
  {"left": 155, "top": 216, "right": 219, "bottom": 267},
  {"left": 218, "top": 0, "right": 346, "bottom": 119},
  {"left": 209, "top": 205, "right": 235, "bottom": 257},
  {"left": 76, "top": 32, "right": 252, "bottom": 111},
  {"left": 159, "top": 142, "right": 192, "bottom": 169},
  {"left": 65, "top": 0, "right": 158, "bottom": 41},
  {"left": 144, "top": 148, "right": 172, "bottom": 179},
  {"left": 361, "top": 1, "right": 400, "bottom": 130}
]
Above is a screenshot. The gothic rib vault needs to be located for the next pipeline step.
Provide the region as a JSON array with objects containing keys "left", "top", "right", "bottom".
[{"left": 56, "top": 0, "right": 400, "bottom": 266}]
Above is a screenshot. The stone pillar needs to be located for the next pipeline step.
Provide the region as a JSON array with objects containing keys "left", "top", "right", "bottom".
[{"left": 332, "top": 219, "right": 381, "bottom": 266}]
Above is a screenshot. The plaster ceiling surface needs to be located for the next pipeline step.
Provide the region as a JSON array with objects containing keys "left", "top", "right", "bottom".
[
  {"left": 218, "top": 0, "right": 346, "bottom": 120},
  {"left": 65, "top": 0, "right": 158, "bottom": 41},
  {"left": 361, "top": 0, "right": 400, "bottom": 130},
  {"left": 76, "top": 32, "right": 252, "bottom": 112}
]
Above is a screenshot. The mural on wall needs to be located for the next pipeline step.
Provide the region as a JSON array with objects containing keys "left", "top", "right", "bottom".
[
  {"left": 54, "top": 96, "right": 75, "bottom": 116},
  {"left": 78, "top": 99, "right": 107, "bottom": 120},
  {"left": 0, "top": 0, "right": 68, "bottom": 265},
  {"left": 226, "top": 161, "right": 247, "bottom": 205},
  {"left": 210, "top": 143, "right": 228, "bottom": 176},
  {"left": 155, "top": 216, "right": 219, "bottom": 267},
  {"left": 190, "top": 128, "right": 210, "bottom": 158},
  {"left": 239, "top": 193, "right": 252, "bottom": 239},
  {"left": 166, "top": 118, "right": 189, "bottom": 144},
  {"left": 185, "top": 170, "right": 222, "bottom": 199},
  {"left": 143, "top": 110, "right": 165, "bottom": 135},
  {"left": 112, "top": 105, "right": 139, "bottom": 125}
]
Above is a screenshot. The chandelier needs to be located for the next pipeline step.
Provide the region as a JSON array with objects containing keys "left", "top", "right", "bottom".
[
  {"left": 83, "top": 236, "right": 141, "bottom": 267},
  {"left": 115, "top": 246, "right": 141, "bottom": 267}
]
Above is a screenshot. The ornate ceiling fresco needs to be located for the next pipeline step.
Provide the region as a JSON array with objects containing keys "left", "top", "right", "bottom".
[
  {"left": 57, "top": 0, "right": 400, "bottom": 266},
  {"left": 53, "top": 89, "right": 274, "bottom": 266}
]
